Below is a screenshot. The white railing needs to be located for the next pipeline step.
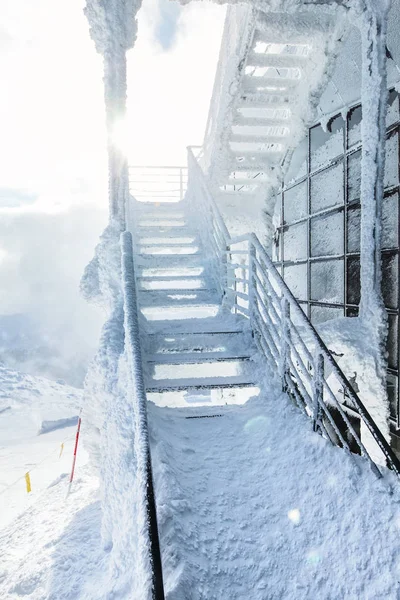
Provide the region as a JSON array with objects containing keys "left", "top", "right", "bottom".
[
  {"left": 128, "top": 166, "right": 188, "bottom": 203},
  {"left": 187, "top": 145, "right": 400, "bottom": 481}
]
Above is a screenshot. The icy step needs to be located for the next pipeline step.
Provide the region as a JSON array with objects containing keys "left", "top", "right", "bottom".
[
  {"left": 137, "top": 220, "right": 188, "bottom": 228},
  {"left": 146, "top": 351, "right": 252, "bottom": 364},
  {"left": 139, "top": 289, "right": 218, "bottom": 306},
  {"left": 132, "top": 209, "right": 187, "bottom": 218},
  {"left": 148, "top": 357, "right": 252, "bottom": 380},
  {"left": 137, "top": 278, "right": 211, "bottom": 291},
  {"left": 140, "top": 286, "right": 213, "bottom": 295},
  {"left": 230, "top": 133, "right": 288, "bottom": 145},
  {"left": 146, "top": 375, "right": 257, "bottom": 393},
  {"left": 242, "top": 75, "right": 300, "bottom": 93},
  {"left": 141, "top": 304, "right": 220, "bottom": 321},
  {"left": 136, "top": 227, "right": 198, "bottom": 238},
  {"left": 138, "top": 236, "right": 199, "bottom": 246},
  {"left": 147, "top": 385, "right": 259, "bottom": 408},
  {"left": 136, "top": 252, "right": 205, "bottom": 263},
  {"left": 138, "top": 245, "right": 201, "bottom": 255},
  {"left": 138, "top": 266, "right": 206, "bottom": 278},
  {"left": 237, "top": 93, "right": 295, "bottom": 108},
  {"left": 144, "top": 329, "right": 253, "bottom": 355},
  {"left": 144, "top": 316, "right": 247, "bottom": 335},
  {"left": 246, "top": 51, "right": 306, "bottom": 68}
]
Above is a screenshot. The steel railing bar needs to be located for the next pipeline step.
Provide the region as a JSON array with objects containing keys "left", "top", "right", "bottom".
[{"left": 186, "top": 145, "right": 400, "bottom": 481}]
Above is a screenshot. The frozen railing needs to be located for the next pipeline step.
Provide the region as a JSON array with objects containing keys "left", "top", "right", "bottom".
[
  {"left": 187, "top": 145, "right": 400, "bottom": 481},
  {"left": 120, "top": 232, "right": 165, "bottom": 600},
  {"left": 128, "top": 166, "right": 188, "bottom": 203}
]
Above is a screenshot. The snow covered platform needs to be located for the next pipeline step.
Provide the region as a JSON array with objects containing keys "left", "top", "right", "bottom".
[{"left": 149, "top": 384, "right": 400, "bottom": 599}]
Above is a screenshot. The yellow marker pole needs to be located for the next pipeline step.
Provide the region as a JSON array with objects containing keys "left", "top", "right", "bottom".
[
  {"left": 25, "top": 472, "right": 31, "bottom": 493},
  {"left": 59, "top": 443, "right": 64, "bottom": 458}
]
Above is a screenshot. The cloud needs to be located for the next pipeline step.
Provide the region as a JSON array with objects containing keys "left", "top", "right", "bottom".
[
  {"left": 0, "top": 0, "right": 226, "bottom": 386},
  {"left": 0, "top": 188, "right": 38, "bottom": 208},
  {"left": 0, "top": 203, "right": 107, "bottom": 386}
]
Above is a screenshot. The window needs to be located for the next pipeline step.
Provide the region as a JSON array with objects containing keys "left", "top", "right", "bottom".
[
  {"left": 283, "top": 182, "right": 307, "bottom": 224},
  {"left": 274, "top": 89, "right": 400, "bottom": 430},
  {"left": 347, "top": 150, "right": 361, "bottom": 203},
  {"left": 283, "top": 263, "right": 307, "bottom": 301},
  {"left": 311, "top": 210, "right": 344, "bottom": 257},
  {"left": 346, "top": 257, "right": 361, "bottom": 306},
  {"left": 348, "top": 105, "right": 362, "bottom": 148},
  {"left": 310, "top": 162, "right": 344, "bottom": 213},
  {"left": 310, "top": 115, "right": 344, "bottom": 172},
  {"left": 283, "top": 222, "right": 307, "bottom": 262},
  {"left": 347, "top": 206, "right": 361, "bottom": 253},
  {"left": 311, "top": 259, "right": 344, "bottom": 304}
]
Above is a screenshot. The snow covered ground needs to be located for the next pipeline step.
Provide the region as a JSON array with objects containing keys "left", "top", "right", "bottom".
[
  {"left": 2, "top": 359, "right": 400, "bottom": 598},
  {"left": 0, "top": 365, "right": 88, "bottom": 530},
  {"left": 150, "top": 366, "right": 400, "bottom": 599}
]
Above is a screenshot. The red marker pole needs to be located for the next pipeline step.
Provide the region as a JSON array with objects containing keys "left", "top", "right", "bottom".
[{"left": 66, "top": 413, "right": 82, "bottom": 498}]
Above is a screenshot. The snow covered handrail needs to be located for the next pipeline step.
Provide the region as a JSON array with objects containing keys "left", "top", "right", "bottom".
[
  {"left": 120, "top": 232, "right": 165, "bottom": 600},
  {"left": 187, "top": 147, "right": 231, "bottom": 298},
  {"left": 128, "top": 166, "right": 188, "bottom": 203},
  {"left": 188, "top": 148, "right": 400, "bottom": 481}
]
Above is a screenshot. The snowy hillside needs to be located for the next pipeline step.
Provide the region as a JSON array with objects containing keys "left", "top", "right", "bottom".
[{"left": 0, "top": 365, "right": 88, "bottom": 530}]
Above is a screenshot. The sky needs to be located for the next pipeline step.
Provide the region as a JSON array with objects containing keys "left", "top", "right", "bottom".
[{"left": 0, "top": 0, "right": 226, "bottom": 385}]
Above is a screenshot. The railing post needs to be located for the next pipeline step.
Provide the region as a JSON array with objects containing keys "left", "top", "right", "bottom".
[
  {"left": 248, "top": 242, "right": 256, "bottom": 324},
  {"left": 180, "top": 167, "right": 184, "bottom": 201},
  {"left": 313, "top": 353, "right": 324, "bottom": 433},
  {"left": 279, "top": 298, "right": 291, "bottom": 393},
  {"left": 230, "top": 246, "right": 237, "bottom": 314}
]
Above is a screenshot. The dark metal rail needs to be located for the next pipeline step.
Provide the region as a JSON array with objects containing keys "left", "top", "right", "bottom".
[{"left": 121, "top": 231, "right": 165, "bottom": 600}]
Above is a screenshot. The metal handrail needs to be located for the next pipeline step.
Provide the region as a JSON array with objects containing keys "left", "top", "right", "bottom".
[
  {"left": 120, "top": 232, "right": 165, "bottom": 599},
  {"left": 128, "top": 166, "right": 188, "bottom": 203},
  {"left": 187, "top": 146, "right": 400, "bottom": 481}
]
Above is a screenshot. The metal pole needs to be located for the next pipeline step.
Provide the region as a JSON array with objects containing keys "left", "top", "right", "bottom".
[{"left": 313, "top": 353, "right": 324, "bottom": 433}]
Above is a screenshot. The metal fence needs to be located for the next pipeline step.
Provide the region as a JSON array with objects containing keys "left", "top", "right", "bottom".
[
  {"left": 128, "top": 166, "right": 188, "bottom": 203},
  {"left": 187, "top": 145, "right": 400, "bottom": 480}
]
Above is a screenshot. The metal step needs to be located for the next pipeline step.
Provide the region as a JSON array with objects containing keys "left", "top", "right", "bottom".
[
  {"left": 145, "top": 352, "right": 252, "bottom": 364},
  {"left": 136, "top": 227, "right": 199, "bottom": 238},
  {"left": 135, "top": 254, "right": 207, "bottom": 267},
  {"left": 246, "top": 52, "right": 306, "bottom": 69},
  {"left": 242, "top": 74, "right": 300, "bottom": 92},
  {"left": 145, "top": 376, "right": 257, "bottom": 393},
  {"left": 137, "top": 237, "right": 199, "bottom": 246},
  {"left": 139, "top": 289, "right": 218, "bottom": 306},
  {"left": 230, "top": 133, "right": 288, "bottom": 145},
  {"left": 237, "top": 93, "right": 295, "bottom": 108},
  {"left": 139, "top": 286, "right": 212, "bottom": 294},
  {"left": 144, "top": 329, "right": 252, "bottom": 354},
  {"left": 137, "top": 277, "right": 212, "bottom": 291},
  {"left": 144, "top": 319, "right": 247, "bottom": 336}
]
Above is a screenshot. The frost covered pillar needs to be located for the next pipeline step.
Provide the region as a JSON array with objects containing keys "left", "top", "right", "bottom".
[
  {"left": 359, "top": 0, "right": 389, "bottom": 324},
  {"left": 85, "top": 0, "right": 140, "bottom": 228},
  {"left": 357, "top": 0, "right": 391, "bottom": 456}
]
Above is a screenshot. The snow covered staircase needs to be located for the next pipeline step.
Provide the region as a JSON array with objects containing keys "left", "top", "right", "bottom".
[
  {"left": 128, "top": 198, "right": 259, "bottom": 407},
  {"left": 204, "top": 5, "right": 340, "bottom": 195}
]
